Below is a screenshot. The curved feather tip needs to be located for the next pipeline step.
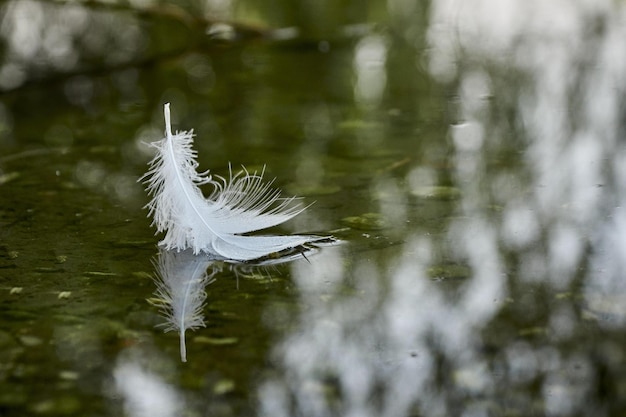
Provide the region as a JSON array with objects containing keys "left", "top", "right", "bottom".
[{"left": 141, "top": 103, "right": 328, "bottom": 261}]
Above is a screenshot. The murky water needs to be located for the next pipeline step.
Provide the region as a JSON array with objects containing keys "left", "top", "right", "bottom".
[{"left": 1, "top": 1, "right": 626, "bottom": 416}]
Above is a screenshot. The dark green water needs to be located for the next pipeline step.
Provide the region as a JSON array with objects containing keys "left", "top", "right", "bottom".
[{"left": 1, "top": 1, "right": 626, "bottom": 416}]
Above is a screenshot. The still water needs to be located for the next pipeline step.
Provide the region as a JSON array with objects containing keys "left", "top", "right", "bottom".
[{"left": 1, "top": 0, "right": 625, "bottom": 416}]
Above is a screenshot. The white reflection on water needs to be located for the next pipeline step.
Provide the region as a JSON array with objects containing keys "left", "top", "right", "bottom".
[
  {"left": 259, "top": 1, "right": 626, "bottom": 416},
  {"left": 353, "top": 35, "right": 388, "bottom": 107},
  {"left": 0, "top": 0, "right": 145, "bottom": 91},
  {"left": 113, "top": 356, "right": 182, "bottom": 417},
  {"left": 429, "top": 0, "right": 626, "bottom": 289},
  {"left": 259, "top": 234, "right": 506, "bottom": 416}
]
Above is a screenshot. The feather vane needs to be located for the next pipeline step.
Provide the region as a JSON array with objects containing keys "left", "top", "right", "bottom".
[{"left": 142, "top": 103, "right": 322, "bottom": 261}]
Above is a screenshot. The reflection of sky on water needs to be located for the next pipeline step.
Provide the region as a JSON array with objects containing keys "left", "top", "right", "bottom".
[
  {"left": 354, "top": 35, "right": 388, "bottom": 107},
  {"left": 258, "top": 1, "right": 626, "bottom": 416},
  {"left": 114, "top": 354, "right": 183, "bottom": 417},
  {"left": 0, "top": 0, "right": 144, "bottom": 91}
]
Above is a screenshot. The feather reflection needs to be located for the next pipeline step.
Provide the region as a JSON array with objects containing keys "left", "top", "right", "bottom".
[
  {"left": 150, "top": 245, "right": 330, "bottom": 363},
  {"left": 149, "top": 249, "right": 219, "bottom": 363}
]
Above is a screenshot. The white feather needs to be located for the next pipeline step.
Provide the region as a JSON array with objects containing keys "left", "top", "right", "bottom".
[
  {"left": 142, "top": 103, "right": 323, "bottom": 261},
  {"left": 152, "top": 249, "right": 218, "bottom": 362}
]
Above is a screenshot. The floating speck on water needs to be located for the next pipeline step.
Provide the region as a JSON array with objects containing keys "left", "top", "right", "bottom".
[
  {"left": 427, "top": 264, "right": 471, "bottom": 280},
  {"left": 236, "top": 271, "right": 276, "bottom": 284},
  {"left": 59, "top": 371, "right": 80, "bottom": 381},
  {"left": 10, "top": 287, "right": 22, "bottom": 295},
  {"left": 341, "top": 213, "right": 387, "bottom": 231},
  {"left": 234, "top": 292, "right": 254, "bottom": 300},
  {"left": 35, "top": 267, "right": 64, "bottom": 273},
  {"left": 52, "top": 314, "right": 88, "bottom": 325},
  {"left": 453, "top": 364, "right": 491, "bottom": 392},
  {"left": 60, "top": 181, "right": 80, "bottom": 190},
  {"left": 0, "top": 171, "right": 19, "bottom": 185},
  {"left": 8, "top": 251, "right": 19, "bottom": 259},
  {"left": 19, "top": 335, "right": 43, "bottom": 347},
  {"left": 518, "top": 327, "right": 548, "bottom": 337},
  {"left": 58, "top": 291, "right": 72, "bottom": 299},
  {"left": 194, "top": 336, "right": 239, "bottom": 346},
  {"left": 83, "top": 271, "right": 118, "bottom": 277},
  {"left": 327, "top": 227, "right": 351, "bottom": 235},
  {"left": 555, "top": 292, "right": 576, "bottom": 300},
  {"left": 411, "top": 186, "right": 461, "bottom": 200},
  {"left": 55, "top": 255, "right": 68, "bottom": 264},
  {"left": 213, "top": 379, "right": 236, "bottom": 395}
]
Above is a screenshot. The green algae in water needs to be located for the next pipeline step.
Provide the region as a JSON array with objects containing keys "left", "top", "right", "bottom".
[
  {"left": 341, "top": 213, "right": 387, "bottom": 231},
  {"left": 18, "top": 335, "right": 44, "bottom": 347},
  {"left": 83, "top": 271, "right": 119, "bottom": 277},
  {"left": 35, "top": 266, "right": 65, "bottom": 273},
  {"left": 411, "top": 186, "right": 461, "bottom": 200},
  {"left": 427, "top": 264, "right": 471, "bottom": 280},
  {"left": 213, "top": 379, "right": 236, "bottom": 395},
  {"left": 195, "top": 336, "right": 239, "bottom": 345},
  {"left": 0, "top": 171, "right": 19, "bottom": 185},
  {"left": 57, "top": 291, "right": 72, "bottom": 299}
]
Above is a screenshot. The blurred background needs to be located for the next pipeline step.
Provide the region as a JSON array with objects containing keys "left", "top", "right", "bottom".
[{"left": 1, "top": 0, "right": 626, "bottom": 416}]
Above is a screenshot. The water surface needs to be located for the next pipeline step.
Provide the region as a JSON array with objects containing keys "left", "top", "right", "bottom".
[{"left": 1, "top": 1, "right": 625, "bottom": 416}]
